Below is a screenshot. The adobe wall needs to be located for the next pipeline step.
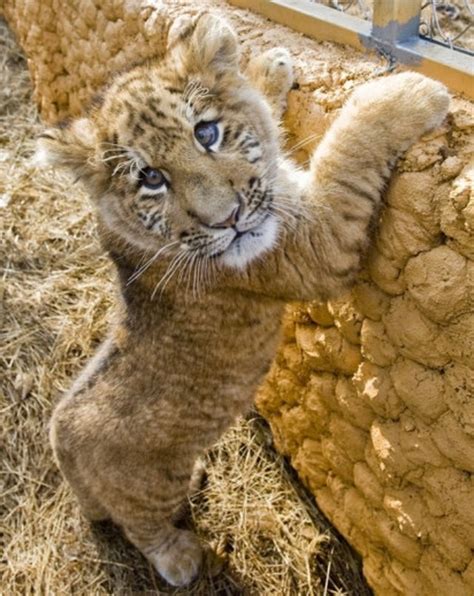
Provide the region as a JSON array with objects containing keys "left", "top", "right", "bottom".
[{"left": 258, "top": 103, "right": 474, "bottom": 594}]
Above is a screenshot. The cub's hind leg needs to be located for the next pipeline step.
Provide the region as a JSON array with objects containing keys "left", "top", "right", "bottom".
[
  {"left": 52, "top": 404, "right": 202, "bottom": 587},
  {"left": 246, "top": 48, "right": 294, "bottom": 120},
  {"left": 125, "top": 520, "right": 202, "bottom": 588},
  {"left": 49, "top": 338, "right": 117, "bottom": 521},
  {"left": 50, "top": 409, "right": 109, "bottom": 521},
  {"left": 104, "top": 466, "right": 203, "bottom": 587}
]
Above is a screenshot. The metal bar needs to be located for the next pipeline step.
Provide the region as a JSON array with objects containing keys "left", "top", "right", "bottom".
[
  {"left": 227, "top": 0, "right": 474, "bottom": 99},
  {"left": 228, "top": 0, "right": 371, "bottom": 49},
  {"left": 372, "top": 0, "right": 421, "bottom": 43},
  {"left": 395, "top": 36, "right": 473, "bottom": 96}
]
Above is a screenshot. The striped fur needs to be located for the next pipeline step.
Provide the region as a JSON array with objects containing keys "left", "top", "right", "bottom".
[{"left": 42, "top": 14, "right": 449, "bottom": 587}]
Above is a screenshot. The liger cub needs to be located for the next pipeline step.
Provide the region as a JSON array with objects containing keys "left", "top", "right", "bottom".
[{"left": 40, "top": 14, "right": 449, "bottom": 588}]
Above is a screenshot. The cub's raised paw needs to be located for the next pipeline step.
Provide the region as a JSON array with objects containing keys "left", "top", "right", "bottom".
[
  {"left": 150, "top": 529, "right": 203, "bottom": 587},
  {"left": 262, "top": 48, "right": 293, "bottom": 88},
  {"left": 247, "top": 47, "right": 294, "bottom": 93},
  {"left": 246, "top": 47, "right": 294, "bottom": 118}
]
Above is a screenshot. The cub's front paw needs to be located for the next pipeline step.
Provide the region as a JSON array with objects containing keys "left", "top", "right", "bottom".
[
  {"left": 392, "top": 72, "right": 449, "bottom": 133},
  {"left": 150, "top": 529, "right": 203, "bottom": 587},
  {"left": 351, "top": 72, "right": 449, "bottom": 144}
]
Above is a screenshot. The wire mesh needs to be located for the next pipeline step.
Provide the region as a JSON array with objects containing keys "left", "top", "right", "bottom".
[
  {"left": 308, "top": 0, "right": 473, "bottom": 53},
  {"left": 420, "top": 0, "right": 473, "bottom": 52},
  {"left": 308, "top": 0, "right": 372, "bottom": 21}
]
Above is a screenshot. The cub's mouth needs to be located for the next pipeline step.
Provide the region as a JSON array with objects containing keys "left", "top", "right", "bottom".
[
  {"left": 217, "top": 214, "right": 280, "bottom": 270},
  {"left": 211, "top": 213, "right": 269, "bottom": 257},
  {"left": 226, "top": 226, "right": 256, "bottom": 251},
  {"left": 231, "top": 229, "right": 246, "bottom": 242}
]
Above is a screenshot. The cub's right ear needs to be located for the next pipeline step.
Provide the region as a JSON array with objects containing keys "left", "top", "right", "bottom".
[
  {"left": 35, "top": 118, "right": 98, "bottom": 179},
  {"left": 167, "top": 14, "right": 239, "bottom": 78}
]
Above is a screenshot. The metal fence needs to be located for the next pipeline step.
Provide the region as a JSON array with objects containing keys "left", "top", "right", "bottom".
[
  {"left": 309, "top": 0, "right": 373, "bottom": 21},
  {"left": 309, "top": 0, "right": 473, "bottom": 52},
  {"left": 229, "top": 0, "right": 473, "bottom": 97},
  {"left": 419, "top": 0, "right": 473, "bottom": 51}
]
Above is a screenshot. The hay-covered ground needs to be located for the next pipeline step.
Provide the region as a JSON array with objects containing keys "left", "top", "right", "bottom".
[{"left": 0, "top": 21, "right": 370, "bottom": 595}]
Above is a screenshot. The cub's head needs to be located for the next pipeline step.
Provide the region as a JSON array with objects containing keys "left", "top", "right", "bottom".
[{"left": 37, "top": 14, "right": 282, "bottom": 271}]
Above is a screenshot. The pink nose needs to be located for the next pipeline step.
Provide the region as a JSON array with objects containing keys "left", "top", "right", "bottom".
[{"left": 209, "top": 204, "right": 240, "bottom": 229}]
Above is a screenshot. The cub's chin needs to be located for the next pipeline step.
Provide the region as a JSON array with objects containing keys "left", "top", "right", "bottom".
[{"left": 220, "top": 215, "right": 280, "bottom": 270}]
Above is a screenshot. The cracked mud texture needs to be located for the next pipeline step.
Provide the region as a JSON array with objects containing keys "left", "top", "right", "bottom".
[
  {"left": 260, "top": 105, "right": 474, "bottom": 595},
  {"left": 2, "top": 0, "right": 473, "bottom": 594}
]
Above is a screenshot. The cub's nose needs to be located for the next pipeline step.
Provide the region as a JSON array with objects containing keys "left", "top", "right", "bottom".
[{"left": 208, "top": 204, "right": 241, "bottom": 229}]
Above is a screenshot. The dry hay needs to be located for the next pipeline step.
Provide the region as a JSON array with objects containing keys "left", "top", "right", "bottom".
[{"left": 0, "top": 20, "right": 370, "bottom": 595}]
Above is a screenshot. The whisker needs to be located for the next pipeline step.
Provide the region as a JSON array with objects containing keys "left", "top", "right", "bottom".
[
  {"left": 203, "top": 254, "right": 213, "bottom": 289},
  {"left": 101, "top": 152, "right": 130, "bottom": 163},
  {"left": 270, "top": 200, "right": 302, "bottom": 220},
  {"left": 182, "top": 79, "right": 214, "bottom": 119},
  {"left": 151, "top": 250, "right": 189, "bottom": 299},
  {"left": 101, "top": 141, "right": 130, "bottom": 149},
  {"left": 183, "top": 252, "right": 196, "bottom": 298},
  {"left": 184, "top": 251, "right": 196, "bottom": 298},
  {"left": 175, "top": 252, "right": 194, "bottom": 297},
  {"left": 127, "top": 240, "right": 180, "bottom": 285},
  {"left": 177, "top": 251, "right": 195, "bottom": 299},
  {"left": 192, "top": 252, "right": 202, "bottom": 299},
  {"left": 285, "top": 132, "right": 323, "bottom": 157},
  {"left": 270, "top": 208, "right": 298, "bottom": 234},
  {"left": 198, "top": 254, "right": 209, "bottom": 297}
]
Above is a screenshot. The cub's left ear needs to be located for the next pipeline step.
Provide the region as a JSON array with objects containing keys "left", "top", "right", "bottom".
[
  {"left": 168, "top": 14, "right": 239, "bottom": 76},
  {"left": 35, "top": 117, "right": 98, "bottom": 179}
]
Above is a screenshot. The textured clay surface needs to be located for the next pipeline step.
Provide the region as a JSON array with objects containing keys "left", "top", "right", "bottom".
[
  {"left": 259, "top": 108, "right": 474, "bottom": 595},
  {"left": 3, "top": 1, "right": 473, "bottom": 594}
]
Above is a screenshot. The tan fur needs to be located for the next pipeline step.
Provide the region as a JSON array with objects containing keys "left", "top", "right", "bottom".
[{"left": 40, "top": 14, "right": 449, "bottom": 587}]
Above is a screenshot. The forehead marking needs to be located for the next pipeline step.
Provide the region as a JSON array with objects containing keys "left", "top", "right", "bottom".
[
  {"left": 139, "top": 110, "right": 162, "bottom": 129},
  {"left": 164, "top": 86, "right": 183, "bottom": 95},
  {"left": 113, "top": 74, "right": 143, "bottom": 94},
  {"left": 147, "top": 99, "right": 167, "bottom": 121}
]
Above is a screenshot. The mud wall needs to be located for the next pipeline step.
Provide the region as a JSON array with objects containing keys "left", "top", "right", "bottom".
[
  {"left": 258, "top": 102, "right": 474, "bottom": 594},
  {"left": 2, "top": 1, "right": 473, "bottom": 594}
]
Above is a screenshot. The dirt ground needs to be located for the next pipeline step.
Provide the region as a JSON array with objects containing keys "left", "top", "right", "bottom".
[{"left": 0, "top": 20, "right": 372, "bottom": 596}]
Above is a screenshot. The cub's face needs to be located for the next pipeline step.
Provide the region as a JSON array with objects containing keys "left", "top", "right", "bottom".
[{"left": 38, "top": 15, "right": 281, "bottom": 271}]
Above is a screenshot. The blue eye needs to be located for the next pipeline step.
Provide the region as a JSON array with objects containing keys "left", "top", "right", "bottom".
[
  {"left": 194, "top": 121, "right": 220, "bottom": 150},
  {"left": 139, "top": 167, "right": 167, "bottom": 190}
]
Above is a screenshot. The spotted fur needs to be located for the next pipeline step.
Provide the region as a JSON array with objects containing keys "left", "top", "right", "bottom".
[{"left": 39, "top": 14, "right": 449, "bottom": 587}]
